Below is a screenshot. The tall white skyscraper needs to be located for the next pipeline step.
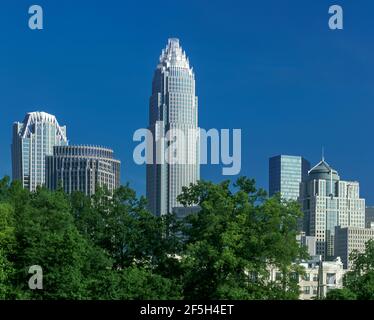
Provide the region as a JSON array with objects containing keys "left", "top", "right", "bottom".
[
  {"left": 299, "top": 158, "right": 365, "bottom": 260},
  {"left": 146, "top": 38, "right": 200, "bottom": 216},
  {"left": 12, "top": 111, "right": 68, "bottom": 191}
]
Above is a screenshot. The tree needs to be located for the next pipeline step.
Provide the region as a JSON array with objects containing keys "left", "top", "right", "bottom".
[
  {"left": 0, "top": 202, "right": 16, "bottom": 299},
  {"left": 93, "top": 267, "right": 182, "bottom": 300},
  {"left": 0, "top": 176, "right": 11, "bottom": 201},
  {"left": 343, "top": 240, "right": 374, "bottom": 300},
  {"left": 177, "top": 178, "right": 307, "bottom": 300},
  {"left": 70, "top": 185, "right": 183, "bottom": 299},
  {"left": 0, "top": 175, "right": 311, "bottom": 300},
  {"left": 0, "top": 180, "right": 185, "bottom": 300},
  {"left": 11, "top": 187, "right": 97, "bottom": 299},
  {"left": 71, "top": 186, "right": 182, "bottom": 272},
  {"left": 325, "top": 288, "right": 357, "bottom": 300}
]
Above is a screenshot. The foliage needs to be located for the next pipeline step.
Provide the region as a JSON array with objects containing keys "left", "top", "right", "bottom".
[
  {"left": 343, "top": 240, "right": 374, "bottom": 300},
  {"left": 0, "top": 178, "right": 16, "bottom": 299},
  {"left": 0, "top": 176, "right": 309, "bottom": 300},
  {"left": 325, "top": 288, "right": 357, "bottom": 300},
  {"left": 324, "top": 240, "right": 374, "bottom": 300},
  {"left": 177, "top": 178, "right": 307, "bottom": 299}
]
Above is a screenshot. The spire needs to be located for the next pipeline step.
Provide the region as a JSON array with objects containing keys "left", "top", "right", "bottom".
[{"left": 322, "top": 146, "right": 325, "bottom": 162}]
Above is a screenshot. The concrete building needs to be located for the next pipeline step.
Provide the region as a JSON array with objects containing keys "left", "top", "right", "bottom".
[
  {"left": 298, "top": 256, "right": 345, "bottom": 300},
  {"left": 12, "top": 111, "right": 68, "bottom": 191},
  {"left": 334, "top": 226, "right": 374, "bottom": 269},
  {"left": 146, "top": 38, "right": 199, "bottom": 216},
  {"left": 365, "top": 206, "right": 374, "bottom": 228},
  {"left": 297, "top": 232, "right": 316, "bottom": 257},
  {"left": 46, "top": 145, "right": 120, "bottom": 196},
  {"left": 269, "top": 155, "right": 310, "bottom": 201},
  {"left": 299, "top": 158, "right": 365, "bottom": 260},
  {"left": 268, "top": 256, "right": 345, "bottom": 300}
]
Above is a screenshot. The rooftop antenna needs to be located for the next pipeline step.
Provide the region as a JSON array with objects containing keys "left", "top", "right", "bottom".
[{"left": 323, "top": 147, "right": 334, "bottom": 198}]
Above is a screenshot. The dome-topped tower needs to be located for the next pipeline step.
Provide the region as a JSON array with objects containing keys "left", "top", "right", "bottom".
[
  {"left": 299, "top": 155, "right": 365, "bottom": 261},
  {"left": 307, "top": 158, "right": 340, "bottom": 181}
]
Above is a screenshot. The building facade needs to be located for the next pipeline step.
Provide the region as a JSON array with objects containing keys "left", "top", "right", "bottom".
[
  {"left": 297, "top": 232, "right": 317, "bottom": 257},
  {"left": 298, "top": 256, "right": 345, "bottom": 300},
  {"left": 146, "top": 38, "right": 200, "bottom": 216},
  {"left": 269, "top": 155, "right": 310, "bottom": 201},
  {"left": 12, "top": 111, "right": 68, "bottom": 191},
  {"left": 46, "top": 145, "right": 120, "bottom": 196},
  {"left": 268, "top": 256, "right": 345, "bottom": 300},
  {"left": 365, "top": 206, "right": 374, "bottom": 228},
  {"left": 299, "top": 158, "right": 365, "bottom": 260},
  {"left": 335, "top": 226, "right": 374, "bottom": 269}
]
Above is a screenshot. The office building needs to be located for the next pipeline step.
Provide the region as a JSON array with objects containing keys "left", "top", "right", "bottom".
[
  {"left": 299, "top": 158, "right": 365, "bottom": 260},
  {"left": 297, "top": 232, "right": 317, "bottom": 257},
  {"left": 269, "top": 155, "right": 310, "bottom": 201},
  {"left": 335, "top": 226, "right": 374, "bottom": 269},
  {"left": 365, "top": 206, "right": 374, "bottom": 228},
  {"left": 46, "top": 145, "right": 120, "bottom": 196},
  {"left": 12, "top": 111, "right": 68, "bottom": 191},
  {"left": 146, "top": 38, "right": 200, "bottom": 216}
]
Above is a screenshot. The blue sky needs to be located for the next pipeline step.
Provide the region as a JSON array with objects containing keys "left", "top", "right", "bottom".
[{"left": 1, "top": 0, "right": 374, "bottom": 203}]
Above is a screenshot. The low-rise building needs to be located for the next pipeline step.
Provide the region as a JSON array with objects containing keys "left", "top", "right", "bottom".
[
  {"left": 268, "top": 256, "right": 345, "bottom": 300},
  {"left": 334, "top": 226, "right": 374, "bottom": 269},
  {"left": 298, "top": 256, "right": 345, "bottom": 300}
]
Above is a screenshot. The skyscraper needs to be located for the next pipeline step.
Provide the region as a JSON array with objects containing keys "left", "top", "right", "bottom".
[
  {"left": 146, "top": 38, "right": 200, "bottom": 216},
  {"left": 299, "top": 158, "right": 365, "bottom": 260},
  {"left": 12, "top": 111, "right": 68, "bottom": 191},
  {"left": 269, "top": 155, "right": 310, "bottom": 201},
  {"left": 46, "top": 145, "right": 120, "bottom": 196}
]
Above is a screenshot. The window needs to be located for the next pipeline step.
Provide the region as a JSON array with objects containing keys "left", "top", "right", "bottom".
[
  {"left": 326, "top": 273, "right": 336, "bottom": 285},
  {"left": 290, "top": 272, "right": 299, "bottom": 282}
]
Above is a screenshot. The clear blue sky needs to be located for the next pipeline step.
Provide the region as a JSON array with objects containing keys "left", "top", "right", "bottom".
[{"left": 1, "top": 0, "right": 374, "bottom": 203}]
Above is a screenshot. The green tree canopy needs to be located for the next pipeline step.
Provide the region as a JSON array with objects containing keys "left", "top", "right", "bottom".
[
  {"left": 325, "top": 288, "right": 357, "bottom": 300},
  {"left": 344, "top": 240, "right": 374, "bottom": 300},
  {"left": 0, "top": 176, "right": 309, "bottom": 300},
  {"left": 177, "top": 177, "right": 307, "bottom": 299}
]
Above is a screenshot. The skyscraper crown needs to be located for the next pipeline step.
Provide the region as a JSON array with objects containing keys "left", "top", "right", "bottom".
[
  {"left": 19, "top": 111, "right": 67, "bottom": 141},
  {"left": 308, "top": 159, "right": 340, "bottom": 181},
  {"left": 159, "top": 38, "right": 191, "bottom": 69}
]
